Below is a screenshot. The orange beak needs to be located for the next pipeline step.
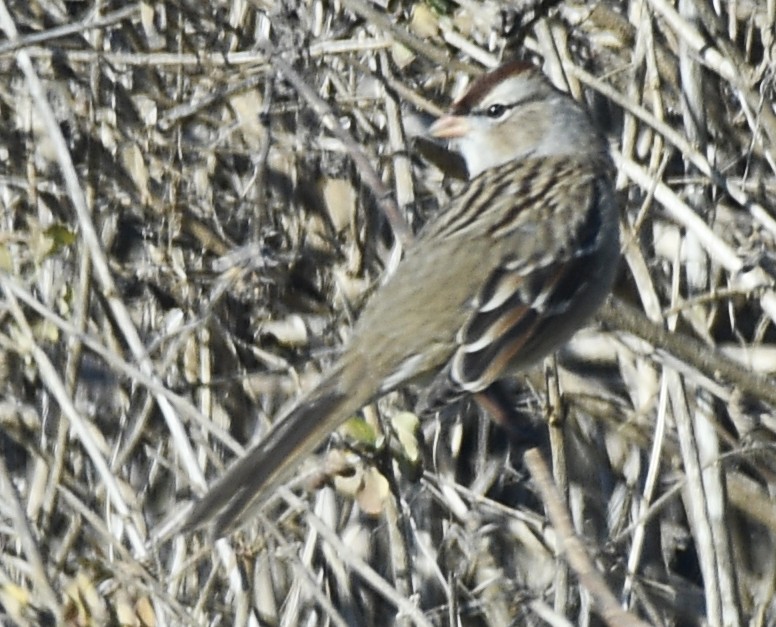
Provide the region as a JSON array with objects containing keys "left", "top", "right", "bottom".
[{"left": 427, "top": 114, "right": 470, "bottom": 139}]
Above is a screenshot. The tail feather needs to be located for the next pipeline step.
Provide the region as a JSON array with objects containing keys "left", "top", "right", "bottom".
[{"left": 184, "top": 367, "right": 367, "bottom": 535}]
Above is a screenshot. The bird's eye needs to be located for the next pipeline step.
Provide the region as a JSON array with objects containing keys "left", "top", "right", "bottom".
[{"left": 486, "top": 103, "right": 507, "bottom": 118}]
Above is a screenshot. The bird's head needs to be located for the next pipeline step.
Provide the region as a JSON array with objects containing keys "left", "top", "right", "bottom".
[{"left": 429, "top": 61, "right": 604, "bottom": 177}]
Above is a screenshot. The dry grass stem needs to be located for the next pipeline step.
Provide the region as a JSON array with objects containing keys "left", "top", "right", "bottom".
[{"left": 0, "top": 0, "right": 775, "bottom": 624}]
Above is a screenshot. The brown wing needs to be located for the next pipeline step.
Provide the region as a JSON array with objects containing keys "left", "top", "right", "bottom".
[{"left": 416, "top": 158, "right": 616, "bottom": 415}]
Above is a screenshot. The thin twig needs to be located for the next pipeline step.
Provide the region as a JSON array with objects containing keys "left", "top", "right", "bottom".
[
  {"left": 524, "top": 448, "right": 651, "bottom": 627},
  {"left": 599, "top": 298, "right": 776, "bottom": 407},
  {"left": 267, "top": 49, "right": 414, "bottom": 248}
]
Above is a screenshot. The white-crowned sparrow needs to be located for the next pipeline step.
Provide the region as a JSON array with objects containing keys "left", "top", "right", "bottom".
[{"left": 186, "top": 60, "right": 620, "bottom": 534}]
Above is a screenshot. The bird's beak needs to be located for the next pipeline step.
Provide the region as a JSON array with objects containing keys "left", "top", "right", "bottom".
[{"left": 427, "top": 114, "right": 469, "bottom": 139}]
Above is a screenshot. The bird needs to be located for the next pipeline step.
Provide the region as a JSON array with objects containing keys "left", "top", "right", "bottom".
[{"left": 184, "top": 59, "right": 620, "bottom": 535}]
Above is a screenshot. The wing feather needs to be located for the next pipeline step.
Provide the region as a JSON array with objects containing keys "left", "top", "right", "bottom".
[{"left": 418, "top": 156, "right": 614, "bottom": 415}]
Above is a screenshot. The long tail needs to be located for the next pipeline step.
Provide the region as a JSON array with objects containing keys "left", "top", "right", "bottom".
[{"left": 184, "top": 362, "right": 369, "bottom": 535}]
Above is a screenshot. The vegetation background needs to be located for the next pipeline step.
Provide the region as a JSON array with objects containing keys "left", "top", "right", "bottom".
[{"left": 0, "top": 0, "right": 775, "bottom": 625}]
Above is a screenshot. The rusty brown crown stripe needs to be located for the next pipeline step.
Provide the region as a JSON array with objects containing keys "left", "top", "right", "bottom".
[{"left": 451, "top": 60, "right": 535, "bottom": 115}]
